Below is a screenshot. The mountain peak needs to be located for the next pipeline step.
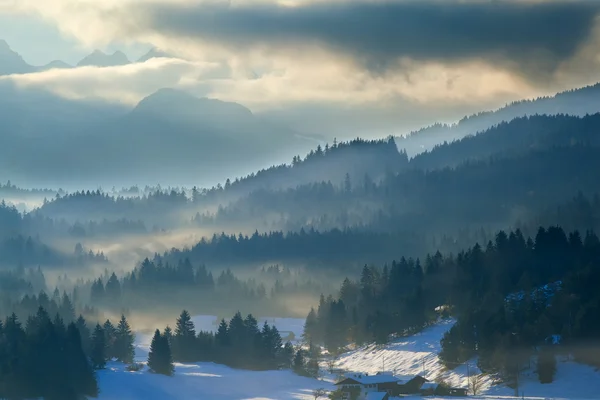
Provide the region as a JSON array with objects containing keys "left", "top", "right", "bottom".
[
  {"left": 137, "top": 48, "right": 173, "bottom": 63},
  {"left": 132, "top": 88, "right": 254, "bottom": 127},
  {"left": 0, "top": 39, "right": 10, "bottom": 51},
  {"left": 77, "top": 49, "right": 131, "bottom": 67},
  {"left": 0, "top": 39, "right": 34, "bottom": 75}
]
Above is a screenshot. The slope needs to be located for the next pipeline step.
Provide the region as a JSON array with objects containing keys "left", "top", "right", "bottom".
[
  {"left": 397, "top": 82, "right": 600, "bottom": 156},
  {"left": 410, "top": 113, "right": 600, "bottom": 171},
  {"left": 333, "top": 319, "right": 600, "bottom": 399}
]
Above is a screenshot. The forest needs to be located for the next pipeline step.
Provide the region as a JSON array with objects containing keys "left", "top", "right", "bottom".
[
  {"left": 0, "top": 104, "right": 600, "bottom": 397},
  {"left": 304, "top": 225, "right": 600, "bottom": 385}
]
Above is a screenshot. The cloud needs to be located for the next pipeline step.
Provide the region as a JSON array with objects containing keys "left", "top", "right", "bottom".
[
  {"left": 2, "top": 57, "right": 224, "bottom": 105},
  {"left": 7, "top": 1, "right": 600, "bottom": 74},
  {"left": 2, "top": 0, "right": 600, "bottom": 117}
]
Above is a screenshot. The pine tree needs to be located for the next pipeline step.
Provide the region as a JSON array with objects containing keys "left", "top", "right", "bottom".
[
  {"left": 279, "top": 341, "right": 295, "bottom": 369},
  {"left": 303, "top": 307, "right": 318, "bottom": 343},
  {"left": 148, "top": 329, "right": 174, "bottom": 376},
  {"left": 75, "top": 315, "right": 91, "bottom": 355},
  {"left": 293, "top": 349, "right": 306, "bottom": 376},
  {"left": 65, "top": 323, "right": 99, "bottom": 397},
  {"left": 173, "top": 310, "right": 196, "bottom": 362},
  {"left": 59, "top": 292, "right": 75, "bottom": 323},
  {"left": 91, "top": 324, "right": 106, "bottom": 369},
  {"left": 164, "top": 325, "right": 173, "bottom": 346},
  {"left": 215, "top": 319, "right": 229, "bottom": 347},
  {"left": 103, "top": 319, "right": 117, "bottom": 360},
  {"left": 114, "top": 315, "right": 135, "bottom": 364}
]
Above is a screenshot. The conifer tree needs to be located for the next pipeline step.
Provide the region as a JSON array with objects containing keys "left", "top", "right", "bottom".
[
  {"left": 164, "top": 325, "right": 173, "bottom": 346},
  {"left": 173, "top": 310, "right": 196, "bottom": 362},
  {"left": 114, "top": 315, "right": 135, "bottom": 364},
  {"left": 65, "top": 323, "right": 99, "bottom": 397},
  {"left": 103, "top": 319, "right": 117, "bottom": 360},
  {"left": 75, "top": 315, "right": 91, "bottom": 355},
  {"left": 59, "top": 292, "right": 75, "bottom": 323},
  {"left": 293, "top": 349, "right": 306, "bottom": 376},
  {"left": 91, "top": 324, "right": 106, "bottom": 369},
  {"left": 148, "top": 329, "right": 174, "bottom": 376}
]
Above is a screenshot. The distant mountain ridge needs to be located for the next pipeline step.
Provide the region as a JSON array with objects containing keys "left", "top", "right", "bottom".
[
  {"left": 0, "top": 40, "right": 136, "bottom": 75},
  {"left": 77, "top": 50, "right": 130, "bottom": 67},
  {"left": 0, "top": 39, "right": 34, "bottom": 75},
  {"left": 0, "top": 83, "right": 315, "bottom": 188},
  {"left": 397, "top": 82, "right": 600, "bottom": 156}
]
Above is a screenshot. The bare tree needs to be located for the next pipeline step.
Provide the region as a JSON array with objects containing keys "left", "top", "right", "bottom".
[
  {"left": 313, "top": 388, "right": 327, "bottom": 400},
  {"left": 470, "top": 374, "right": 483, "bottom": 395}
]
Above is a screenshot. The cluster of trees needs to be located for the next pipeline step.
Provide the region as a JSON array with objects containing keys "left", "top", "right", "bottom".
[
  {"left": 143, "top": 310, "right": 322, "bottom": 377},
  {"left": 304, "top": 254, "right": 453, "bottom": 352},
  {"left": 0, "top": 308, "right": 98, "bottom": 399},
  {"left": 166, "top": 229, "right": 427, "bottom": 267},
  {"left": 150, "top": 310, "right": 315, "bottom": 373},
  {"left": 439, "top": 227, "right": 600, "bottom": 385},
  {"left": 0, "top": 200, "right": 145, "bottom": 240},
  {"left": 86, "top": 258, "right": 329, "bottom": 316}
]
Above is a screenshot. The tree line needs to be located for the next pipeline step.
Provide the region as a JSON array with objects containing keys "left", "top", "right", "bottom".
[
  {"left": 437, "top": 226, "right": 600, "bottom": 386},
  {"left": 0, "top": 308, "right": 98, "bottom": 399},
  {"left": 304, "top": 253, "right": 453, "bottom": 353},
  {"left": 87, "top": 258, "right": 328, "bottom": 316},
  {"left": 145, "top": 310, "right": 319, "bottom": 377}
]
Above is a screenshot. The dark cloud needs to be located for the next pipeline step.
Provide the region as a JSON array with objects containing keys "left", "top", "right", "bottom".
[{"left": 130, "top": 0, "right": 600, "bottom": 79}]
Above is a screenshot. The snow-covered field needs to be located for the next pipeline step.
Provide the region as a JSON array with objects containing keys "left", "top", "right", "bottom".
[
  {"left": 95, "top": 315, "right": 600, "bottom": 399},
  {"left": 96, "top": 315, "right": 330, "bottom": 400}
]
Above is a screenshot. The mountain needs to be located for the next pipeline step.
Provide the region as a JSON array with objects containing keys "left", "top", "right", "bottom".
[
  {"left": 40, "top": 60, "right": 72, "bottom": 70},
  {"left": 0, "top": 85, "right": 314, "bottom": 188},
  {"left": 410, "top": 113, "right": 600, "bottom": 171},
  {"left": 131, "top": 88, "right": 258, "bottom": 134},
  {"left": 137, "top": 48, "right": 173, "bottom": 63},
  {"left": 397, "top": 83, "right": 600, "bottom": 156},
  {"left": 77, "top": 50, "right": 130, "bottom": 67},
  {"left": 0, "top": 40, "right": 34, "bottom": 75}
]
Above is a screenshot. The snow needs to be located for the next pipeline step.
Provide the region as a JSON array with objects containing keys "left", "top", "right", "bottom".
[
  {"left": 97, "top": 362, "right": 332, "bottom": 400},
  {"left": 332, "top": 318, "right": 600, "bottom": 400},
  {"left": 96, "top": 315, "right": 600, "bottom": 399},
  {"left": 96, "top": 315, "right": 328, "bottom": 400}
]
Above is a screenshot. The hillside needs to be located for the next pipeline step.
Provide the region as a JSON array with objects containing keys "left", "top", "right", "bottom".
[
  {"left": 397, "top": 83, "right": 600, "bottom": 156},
  {"left": 333, "top": 319, "right": 600, "bottom": 399},
  {"left": 410, "top": 114, "right": 600, "bottom": 171}
]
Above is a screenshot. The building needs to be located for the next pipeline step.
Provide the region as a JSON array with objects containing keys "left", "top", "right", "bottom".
[{"left": 335, "top": 372, "right": 399, "bottom": 399}]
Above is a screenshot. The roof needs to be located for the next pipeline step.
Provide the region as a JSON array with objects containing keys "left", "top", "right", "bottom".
[
  {"left": 336, "top": 373, "right": 400, "bottom": 385},
  {"left": 365, "top": 392, "right": 388, "bottom": 400},
  {"left": 421, "top": 382, "right": 438, "bottom": 390}
]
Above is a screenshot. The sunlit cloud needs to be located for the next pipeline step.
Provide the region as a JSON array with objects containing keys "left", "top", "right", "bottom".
[{"left": 1, "top": 0, "right": 599, "bottom": 110}]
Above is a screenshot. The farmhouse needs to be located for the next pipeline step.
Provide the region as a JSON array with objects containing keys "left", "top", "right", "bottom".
[
  {"left": 335, "top": 372, "right": 399, "bottom": 399},
  {"left": 335, "top": 372, "right": 468, "bottom": 398}
]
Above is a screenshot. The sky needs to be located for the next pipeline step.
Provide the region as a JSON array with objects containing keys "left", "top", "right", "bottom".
[{"left": 1, "top": 0, "right": 600, "bottom": 137}]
